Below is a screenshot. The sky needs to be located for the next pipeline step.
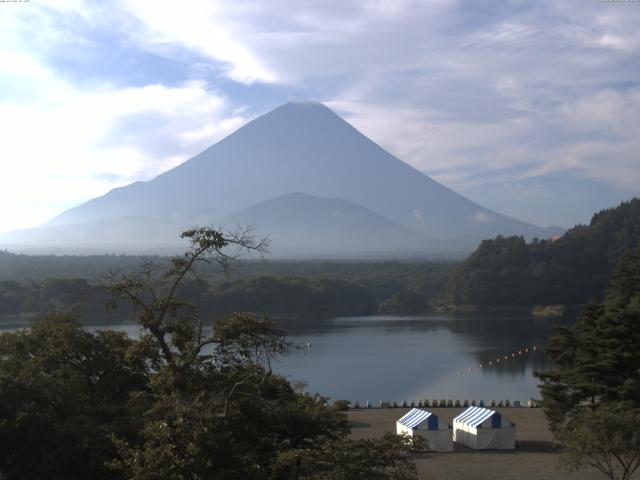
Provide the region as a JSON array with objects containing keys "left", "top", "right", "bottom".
[{"left": 1, "top": 0, "right": 639, "bottom": 234}]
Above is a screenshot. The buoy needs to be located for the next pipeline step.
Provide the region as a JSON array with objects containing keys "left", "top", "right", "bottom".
[
  {"left": 488, "top": 361, "right": 492, "bottom": 366},
  {"left": 479, "top": 364, "right": 483, "bottom": 368},
  {"left": 533, "top": 345, "right": 537, "bottom": 351},
  {"left": 468, "top": 367, "right": 473, "bottom": 372},
  {"left": 458, "top": 370, "right": 462, "bottom": 375}
]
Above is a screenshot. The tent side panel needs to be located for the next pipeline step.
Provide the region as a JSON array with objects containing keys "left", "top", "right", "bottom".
[
  {"left": 396, "top": 422, "right": 414, "bottom": 437},
  {"left": 414, "top": 430, "right": 436, "bottom": 452},
  {"left": 453, "top": 422, "right": 476, "bottom": 449},
  {"left": 477, "top": 428, "right": 499, "bottom": 449},
  {"left": 497, "top": 426, "right": 516, "bottom": 449}
]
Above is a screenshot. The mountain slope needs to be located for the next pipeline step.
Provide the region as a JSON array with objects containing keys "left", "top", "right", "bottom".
[
  {"left": 6, "top": 101, "right": 558, "bottom": 255},
  {"left": 221, "top": 192, "right": 430, "bottom": 257}
]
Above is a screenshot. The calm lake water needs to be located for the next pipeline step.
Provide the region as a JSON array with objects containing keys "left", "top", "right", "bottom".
[
  {"left": 0, "top": 314, "right": 569, "bottom": 403},
  {"left": 279, "top": 314, "right": 567, "bottom": 404}
]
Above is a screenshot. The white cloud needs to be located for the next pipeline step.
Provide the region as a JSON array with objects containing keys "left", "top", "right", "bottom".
[
  {"left": 121, "top": 0, "right": 276, "bottom": 84},
  {"left": 0, "top": 56, "right": 247, "bottom": 233},
  {"left": 2, "top": 0, "right": 640, "bottom": 233}
]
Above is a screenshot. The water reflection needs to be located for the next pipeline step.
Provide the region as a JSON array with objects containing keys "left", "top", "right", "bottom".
[
  {"left": 278, "top": 314, "right": 571, "bottom": 403},
  {"left": 1, "top": 314, "right": 570, "bottom": 403}
]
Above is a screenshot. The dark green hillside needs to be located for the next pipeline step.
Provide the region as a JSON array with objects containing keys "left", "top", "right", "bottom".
[
  {"left": 0, "top": 276, "right": 376, "bottom": 326},
  {"left": 0, "top": 250, "right": 453, "bottom": 324},
  {"left": 447, "top": 198, "right": 640, "bottom": 307},
  {"left": 204, "top": 276, "right": 376, "bottom": 318}
]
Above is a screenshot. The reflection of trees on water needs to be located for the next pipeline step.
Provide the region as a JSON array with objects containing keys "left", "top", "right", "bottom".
[
  {"left": 446, "top": 315, "right": 571, "bottom": 377},
  {"left": 322, "top": 314, "right": 573, "bottom": 380}
]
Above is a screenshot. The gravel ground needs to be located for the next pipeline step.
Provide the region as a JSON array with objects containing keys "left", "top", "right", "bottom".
[{"left": 347, "top": 408, "right": 605, "bottom": 480}]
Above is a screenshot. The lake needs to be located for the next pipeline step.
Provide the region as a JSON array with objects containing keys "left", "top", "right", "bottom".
[
  {"left": 279, "top": 314, "right": 567, "bottom": 405},
  {"left": 0, "top": 313, "right": 569, "bottom": 404}
]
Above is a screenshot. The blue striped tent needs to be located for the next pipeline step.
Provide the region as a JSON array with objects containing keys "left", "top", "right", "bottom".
[
  {"left": 396, "top": 408, "right": 453, "bottom": 452},
  {"left": 397, "top": 408, "right": 439, "bottom": 430},
  {"left": 453, "top": 406, "right": 515, "bottom": 450}
]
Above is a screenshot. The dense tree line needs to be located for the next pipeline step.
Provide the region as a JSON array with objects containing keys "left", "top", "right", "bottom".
[
  {"left": 0, "top": 257, "right": 453, "bottom": 324},
  {"left": 447, "top": 198, "right": 640, "bottom": 307},
  {"left": 378, "top": 274, "right": 449, "bottom": 314},
  {"left": 0, "top": 276, "right": 376, "bottom": 325},
  {"left": 0, "top": 250, "right": 449, "bottom": 288},
  {"left": 0, "top": 228, "right": 422, "bottom": 479},
  {"left": 535, "top": 245, "right": 640, "bottom": 479}
]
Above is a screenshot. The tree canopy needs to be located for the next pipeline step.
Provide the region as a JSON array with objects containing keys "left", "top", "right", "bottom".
[
  {"left": 447, "top": 198, "right": 640, "bottom": 307},
  {"left": 0, "top": 227, "right": 422, "bottom": 480},
  {"left": 535, "top": 245, "right": 640, "bottom": 480}
]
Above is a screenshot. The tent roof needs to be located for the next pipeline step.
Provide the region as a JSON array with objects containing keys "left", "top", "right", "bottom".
[
  {"left": 453, "top": 406, "right": 497, "bottom": 427},
  {"left": 397, "top": 408, "right": 433, "bottom": 428}
]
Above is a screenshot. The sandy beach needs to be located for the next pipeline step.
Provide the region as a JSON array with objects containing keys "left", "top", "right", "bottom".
[{"left": 347, "top": 408, "right": 604, "bottom": 480}]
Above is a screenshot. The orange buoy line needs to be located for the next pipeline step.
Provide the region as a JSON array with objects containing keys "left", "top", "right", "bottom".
[{"left": 458, "top": 345, "right": 538, "bottom": 376}]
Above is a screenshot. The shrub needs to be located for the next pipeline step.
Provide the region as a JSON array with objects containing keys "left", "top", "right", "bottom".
[{"left": 333, "top": 400, "right": 351, "bottom": 411}]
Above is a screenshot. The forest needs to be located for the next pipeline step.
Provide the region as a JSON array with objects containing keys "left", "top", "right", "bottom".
[
  {"left": 2, "top": 198, "right": 639, "bottom": 324},
  {"left": 0, "top": 255, "right": 452, "bottom": 326},
  {"left": 446, "top": 198, "right": 640, "bottom": 308},
  {"left": 0, "top": 229, "right": 423, "bottom": 480}
]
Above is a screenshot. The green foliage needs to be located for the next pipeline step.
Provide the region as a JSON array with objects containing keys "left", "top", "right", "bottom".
[
  {"left": 448, "top": 198, "right": 640, "bottom": 307},
  {"left": 536, "top": 247, "right": 640, "bottom": 430},
  {"left": 0, "top": 263, "right": 452, "bottom": 325},
  {"left": 0, "top": 237, "right": 453, "bottom": 323},
  {"left": 448, "top": 235, "right": 531, "bottom": 306},
  {"left": 0, "top": 227, "right": 422, "bottom": 479},
  {"left": 0, "top": 276, "right": 378, "bottom": 326},
  {"left": 536, "top": 247, "right": 640, "bottom": 479},
  {"left": 0, "top": 278, "right": 98, "bottom": 320},
  {"left": 278, "top": 433, "right": 423, "bottom": 480},
  {"left": 0, "top": 312, "right": 148, "bottom": 480},
  {"left": 332, "top": 400, "right": 351, "bottom": 411},
  {"left": 557, "top": 404, "right": 640, "bottom": 480},
  {"left": 207, "top": 276, "right": 377, "bottom": 318}
]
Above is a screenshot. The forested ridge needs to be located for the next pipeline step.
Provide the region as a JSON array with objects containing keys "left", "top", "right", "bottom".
[
  {"left": 446, "top": 198, "right": 640, "bottom": 307},
  {"left": 2, "top": 198, "right": 638, "bottom": 320},
  {"left": 0, "top": 255, "right": 452, "bottom": 324}
]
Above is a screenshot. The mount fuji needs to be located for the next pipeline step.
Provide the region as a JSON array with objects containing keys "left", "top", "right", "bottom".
[{"left": 1, "top": 101, "right": 561, "bottom": 256}]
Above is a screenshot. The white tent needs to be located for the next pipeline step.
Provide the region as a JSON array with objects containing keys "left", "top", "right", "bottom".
[
  {"left": 452, "top": 406, "right": 515, "bottom": 450},
  {"left": 396, "top": 408, "right": 453, "bottom": 452}
]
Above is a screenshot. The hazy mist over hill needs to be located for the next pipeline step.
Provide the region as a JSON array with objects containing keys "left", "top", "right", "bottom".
[{"left": 1, "top": 102, "right": 563, "bottom": 257}]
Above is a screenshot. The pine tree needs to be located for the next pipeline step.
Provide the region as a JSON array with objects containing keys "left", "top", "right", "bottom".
[{"left": 536, "top": 245, "right": 640, "bottom": 479}]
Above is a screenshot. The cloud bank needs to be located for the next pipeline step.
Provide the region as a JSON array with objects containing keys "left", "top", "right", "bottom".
[{"left": 1, "top": 0, "right": 638, "bottom": 232}]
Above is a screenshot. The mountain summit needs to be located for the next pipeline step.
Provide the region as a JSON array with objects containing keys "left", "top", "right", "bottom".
[{"left": 3, "top": 101, "right": 560, "bottom": 256}]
